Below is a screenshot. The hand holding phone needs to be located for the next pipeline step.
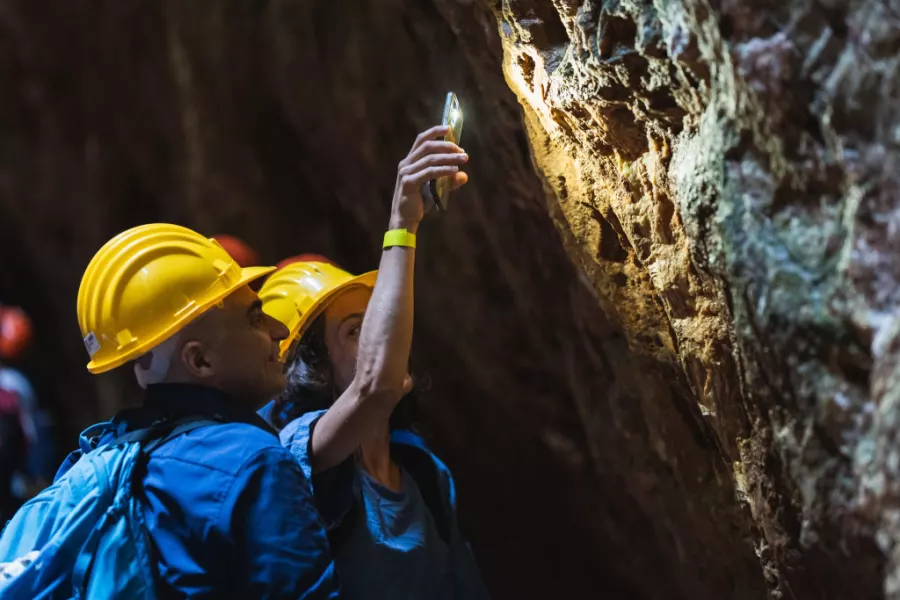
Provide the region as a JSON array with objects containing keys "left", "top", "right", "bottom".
[
  {"left": 392, "top": 125, "right": 468, "bottom": 231},
  {"left": 428, "top": 92, "right": 464, "bottom": 212}
]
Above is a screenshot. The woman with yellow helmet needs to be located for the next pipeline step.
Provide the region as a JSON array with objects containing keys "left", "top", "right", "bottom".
[{"left": 259, "top": 126, "right": 490, "bottom": 600}]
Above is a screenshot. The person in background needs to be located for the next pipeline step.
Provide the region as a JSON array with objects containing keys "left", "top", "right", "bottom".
[
  {"left": 0, "top": 306, "right": 40, "bottom": 520},
  {"left": 277, "top": 253, "right": 339, "bottom": 271},
  {"left": 259, "top": 125, "right": 491, "bottom": 600},
  {"left": 212, "top": 233, "right": 261, "bottom": 268}
]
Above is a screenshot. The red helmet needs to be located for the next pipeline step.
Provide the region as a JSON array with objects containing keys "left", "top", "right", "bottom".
[
  {"left": 276, "top": 254, "right": 339, "bottom": 271},
  {"left": 0, "top": 306, "right": 32, "bottom": 360},
  {"left": 212, "top": 234, "right": 261, "bottom": 268}
]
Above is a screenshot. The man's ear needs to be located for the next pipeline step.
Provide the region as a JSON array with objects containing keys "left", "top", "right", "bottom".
[{"left": 180, "top": 340, "right": 215, "bottom": 379}]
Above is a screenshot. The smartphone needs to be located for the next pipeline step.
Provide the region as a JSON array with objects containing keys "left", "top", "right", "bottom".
[{"left": 429, "top": 92, "right": 464, "bottom": 212}]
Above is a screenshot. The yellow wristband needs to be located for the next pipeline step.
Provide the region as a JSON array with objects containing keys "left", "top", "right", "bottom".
[{"left": 383, "top": 229, "right": 417, "bottom": 249}]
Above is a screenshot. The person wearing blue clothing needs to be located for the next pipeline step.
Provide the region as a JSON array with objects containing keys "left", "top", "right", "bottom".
[
  {"left": 0, "top": 306, "right": 43, "bottom": 517},
  {"left": 259, "top": 126, "right": 491, "bottom": 600},
  {"left": 53, "top": 224, "right": 341, "bottom": 599},
  {"left": 0, "top": 364, "right": 37, "bottom": 451},
  {"left": 0, "top": 364, "right": 29, "bottom": 522},
  {"left": 0, "top": 361, "right": 59, "bottom": 505}
]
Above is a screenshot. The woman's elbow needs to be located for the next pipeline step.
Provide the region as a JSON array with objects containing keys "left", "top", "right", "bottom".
[{"left": 352, "top": 371, "right": 406, "bottom": 409}]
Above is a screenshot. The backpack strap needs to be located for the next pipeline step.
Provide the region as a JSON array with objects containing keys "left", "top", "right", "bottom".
[
  {"left": 107, "top": 415, "right": 222, "bottom": 454},
  {"left": 392, "top": 444, "right": 450, "bottom": 544},
  {"left": 326, "top": 494, "right": 361, "bottom": 551},
  {"left": 70, "top": 416, "right": 222, "bottom": 595},
  {"left": 144, "top": 418, "right": 221, "bottom": 453}
]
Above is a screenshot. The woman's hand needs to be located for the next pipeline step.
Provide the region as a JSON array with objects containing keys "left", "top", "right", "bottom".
[{"left": 390, "top": 125, "right": 468, "bottom": 232}]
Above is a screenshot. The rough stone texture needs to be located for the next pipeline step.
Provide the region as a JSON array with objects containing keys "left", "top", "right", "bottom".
[
  {"left": 0, "top": 0, "right": 896, "bottom": 598},
  {"left": 491, "top": 0, "right": 900, "bottom": 597}
]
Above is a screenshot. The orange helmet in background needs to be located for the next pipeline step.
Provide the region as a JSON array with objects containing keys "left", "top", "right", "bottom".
[
  {"left": 0, "top": 306, "right": 33, "bottom": 361},
  {"left": 276, "top": 254, "right": 338, "bottom": 271},
  {"left": 212, "top": 234, "right": 261, "bottom": 268}
]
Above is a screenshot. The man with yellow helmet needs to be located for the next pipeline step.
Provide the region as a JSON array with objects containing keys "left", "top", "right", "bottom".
[
  {"left": 2, "top": 224, "right": 339, "bottom": 597},
  {"left": 259, "top": 126, "right": 490, "bottom": 599}
]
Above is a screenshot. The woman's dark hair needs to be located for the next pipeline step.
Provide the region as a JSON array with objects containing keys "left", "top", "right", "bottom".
[{"left": 271, "top": 313, "right": 421, "bottom": 431}]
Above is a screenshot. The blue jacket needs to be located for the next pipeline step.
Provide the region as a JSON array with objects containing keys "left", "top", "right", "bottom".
[
  {"left": 265, "top": 406, "right": 491, "bottom": 600},
  {"left": 55, "top": 384, "right": 339, "bottom": 600}
]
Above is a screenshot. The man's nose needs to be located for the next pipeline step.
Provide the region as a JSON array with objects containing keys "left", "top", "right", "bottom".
[{"left": 265, "top": 313, "right": 290, "bottom": 342}]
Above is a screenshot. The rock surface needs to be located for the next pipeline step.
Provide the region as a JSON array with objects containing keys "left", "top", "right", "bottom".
[
  {"left": 491, "top": 0, "right": 899, "bottom": 597},
  {"left": 0, "top": 0, "right": 896, "bottom": 598}
]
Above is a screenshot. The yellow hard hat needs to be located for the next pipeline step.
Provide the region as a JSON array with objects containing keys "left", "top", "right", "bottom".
[
  {"left": 77, "top": 223, "right": 275, "bottom": 374},
  {"left": 259, "top": 261, "right": 377, "bottom": 359}
]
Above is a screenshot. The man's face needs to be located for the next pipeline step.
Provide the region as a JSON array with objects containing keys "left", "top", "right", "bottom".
[{"left": 179, "top": 285, "right": 289, "bottom": 407}]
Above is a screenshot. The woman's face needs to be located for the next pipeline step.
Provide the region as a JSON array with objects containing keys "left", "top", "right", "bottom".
[{"left": 322, "top": 287, "right": 371, "bottom": 393}]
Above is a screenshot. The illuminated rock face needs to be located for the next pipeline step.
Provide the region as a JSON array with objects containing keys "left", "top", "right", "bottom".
[
  {"left": 1, "top": 0, "right": 897, "bottom": 597},
  {"left": 488, "top": 0, "right": 899, "bottom": 597}
]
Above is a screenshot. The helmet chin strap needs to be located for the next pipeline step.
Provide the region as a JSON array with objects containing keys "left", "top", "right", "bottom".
[{"left": 134, "top": 332, "right": 182, "bottom": 390}]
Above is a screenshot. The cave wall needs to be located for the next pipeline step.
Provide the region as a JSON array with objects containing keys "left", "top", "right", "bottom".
[
  {"left": 0, "top": 1, "right": 765, "bottom": 598},
  {"left": 1, "top": 0, "right": 895, "bottom": 598},
  {"left": 490, "top": 0, "right": 900, "bottom": 597}
]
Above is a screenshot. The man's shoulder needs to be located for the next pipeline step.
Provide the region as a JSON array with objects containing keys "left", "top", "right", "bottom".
[
  {"left": 197, "top": 419, "right": 280, "bottom": 443},
  {"left": 153, "top": 420, "right": 292, "bottom": 475}
]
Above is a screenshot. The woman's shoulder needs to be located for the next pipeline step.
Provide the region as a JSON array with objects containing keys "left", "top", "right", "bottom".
[
  {"left": 261, "top": 408, "right": 329, "bottom": 480},
  {"left": 279, "top": 409, "right": 328, "bottom": 444}
]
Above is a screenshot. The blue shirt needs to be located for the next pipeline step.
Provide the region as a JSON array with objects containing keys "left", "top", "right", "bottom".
[
  {"left": 265, "top": 405, "right": 491, "bottom": 600},
  {"left": 56, "top": 385, "right": 339, "bottom": 600}
]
